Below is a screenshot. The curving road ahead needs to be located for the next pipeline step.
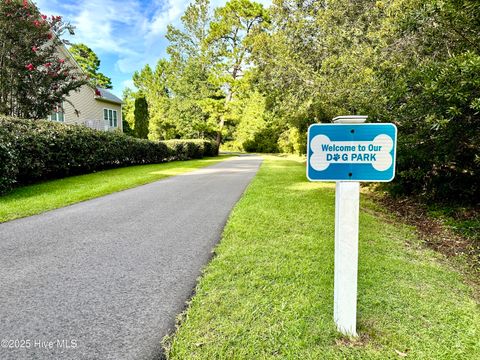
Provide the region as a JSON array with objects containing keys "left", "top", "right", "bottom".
[{"left": 0, "top": 156, "right": 262, "bottom": 360}]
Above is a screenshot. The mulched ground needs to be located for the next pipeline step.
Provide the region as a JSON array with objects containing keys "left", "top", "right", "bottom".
[{"left": 363, "top": 190, "right": 479, "bottom": 298}]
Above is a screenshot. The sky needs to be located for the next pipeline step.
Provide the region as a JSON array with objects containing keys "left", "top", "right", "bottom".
[{"left": 35, "top": 0, "right": 272, "bottom": 97}]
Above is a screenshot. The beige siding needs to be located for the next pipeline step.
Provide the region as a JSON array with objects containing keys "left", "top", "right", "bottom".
[
  {"left": 64, "top": 85, "right": 97, "bottom": 124},
  {"left": 63, "top": 90, "right": 122, "bottom": 131},
  {"left": 55, "top": 46, "right": 122, "bottom": 132}
]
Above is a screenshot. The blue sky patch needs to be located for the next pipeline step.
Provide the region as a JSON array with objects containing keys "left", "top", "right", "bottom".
[{"left": 35, "top": 0, "right": 272, "bottom": 97}]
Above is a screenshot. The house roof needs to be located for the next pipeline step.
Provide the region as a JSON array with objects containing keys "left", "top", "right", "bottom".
[{"left": 95, "top": 88, "right": 123, "bottom": 105}]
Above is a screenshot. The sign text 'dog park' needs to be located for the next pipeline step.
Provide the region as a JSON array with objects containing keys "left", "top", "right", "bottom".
[{"left": 307, "top": 123, "right": 397, "bottom": 182}]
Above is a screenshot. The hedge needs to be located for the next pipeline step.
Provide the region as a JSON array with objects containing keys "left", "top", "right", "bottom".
[{"left": 0, "top": 116, "right": 218, "bottom": 194}]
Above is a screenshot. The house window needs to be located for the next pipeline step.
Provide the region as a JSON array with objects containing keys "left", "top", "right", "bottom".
[
  {"left": 104, "top": 108, "right": 118, "bottom": 127},
  {"left": 49, "top": 106, "right": 64, "bottom": 122}
]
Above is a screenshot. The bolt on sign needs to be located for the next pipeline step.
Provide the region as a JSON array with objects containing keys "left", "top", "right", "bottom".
[{"left": 306, "top": 116, "right": 397, "bottom": 336}]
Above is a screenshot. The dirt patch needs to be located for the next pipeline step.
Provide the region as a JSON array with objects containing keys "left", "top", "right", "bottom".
[
  {"left": 335, "top": 333, "right": 371, "bottom": 348},
  {"left": 379, "top": 197, "right": 477, "bottom": 257},
  {"left": 362, "top": 190, "right": 479, "bottom": 298}
]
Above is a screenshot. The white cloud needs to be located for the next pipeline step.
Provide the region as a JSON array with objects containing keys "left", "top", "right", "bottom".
[
  {"left": 34, "top": 0, "right": 62, "bottom": 15},
  {"left": 116, "top": 54, "right": 148, "bottom": 74},
  {"left": 68, "top": 1, "right": 143, "bottom": 53},
  {"left": 35, "top": 0, "right": 188, "bottom": 75},
  {"left": 35, "top": 0, "right": 273, "bottom": 56},
  {"left": 146, "top": 0, "right": 190, "bottom": 40},
  {"left": 121, "top": 79, "right": 136, "bottom": 92},
  {"left": 34, "top": 0, "right": 272, "bottom": 93}
]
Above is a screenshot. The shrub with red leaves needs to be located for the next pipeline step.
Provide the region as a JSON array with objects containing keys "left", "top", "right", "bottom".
[{"left": 0, "top": 0, "right": 87, "bottom": 119}]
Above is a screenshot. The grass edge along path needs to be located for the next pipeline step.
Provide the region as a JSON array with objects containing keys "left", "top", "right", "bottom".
[
  {"left": 0, "top": 155, "right": 232, "bottom": 223},
  {"left": 165, "top": 155, "right": 479, "bottom": 360}
]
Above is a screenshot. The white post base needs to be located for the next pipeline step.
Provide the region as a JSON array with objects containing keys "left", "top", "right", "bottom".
[{"left": 334, "top": 181, "right": 360, "bottom": 336}]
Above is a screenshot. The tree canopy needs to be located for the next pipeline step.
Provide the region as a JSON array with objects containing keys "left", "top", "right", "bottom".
[
  {"left": 125, "top": 0, "right": 479, "bottom": 204},
  {"left": 69, "top": 43, "right": 113, "bottom": 89}
]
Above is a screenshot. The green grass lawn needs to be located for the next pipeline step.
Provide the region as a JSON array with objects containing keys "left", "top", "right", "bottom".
[
  {"left": 165, "top": 156, "right": 479, "bottom": 360},
  {"left": 0, "top": 156, "right": 231, "bottom": 223}
]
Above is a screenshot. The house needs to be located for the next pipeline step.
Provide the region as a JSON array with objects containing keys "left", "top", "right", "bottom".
[{"left": 48, "top": 44, "right": 123, "bottom": 132}]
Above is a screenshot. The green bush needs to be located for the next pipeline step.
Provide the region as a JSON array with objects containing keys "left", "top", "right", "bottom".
[
  {"left": 277, "top": 127, "right": 305, "bottom": 155},
  {"left": 164, "top": 140, "right": 200, "bottom": 160},
  {"left": 164, "top": 139, "right": 219, "bottom": 159},
  {"left": 242, "top": 126, "right": 280, "bottom": 153},
  {"left": 0, "top": 116, "right": 218, "bottom": 194},
  {"left": 221, "top": 141, "right": 243, "bottom": 152},
  {"left": 0, "top": 126, "right": 18, "bottom": 193},
  {"left": 199, "top": 139, "right": 219, "bottom": 157},
  {"left": 386, "top": 52, "right": 480, "bottom": 204}
]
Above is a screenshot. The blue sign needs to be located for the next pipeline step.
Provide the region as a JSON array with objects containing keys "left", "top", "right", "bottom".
[{"left": 307, "top": 123, "right": 397, "bottom": 182}]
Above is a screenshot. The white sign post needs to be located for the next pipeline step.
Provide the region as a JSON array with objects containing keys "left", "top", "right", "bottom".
[
  {"left": 307, "top": 115, "right": 397, "bottom": 337},
  {"left": 334, "top": 182, "right": 360, "bottom": 334},
  {"left": 332, "top": 115, "right": 365, "bottom": 336}
]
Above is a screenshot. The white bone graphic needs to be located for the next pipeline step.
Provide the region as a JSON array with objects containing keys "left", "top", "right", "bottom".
[{"left": 310, "top": 134, "right": 394, "bottom": 172}]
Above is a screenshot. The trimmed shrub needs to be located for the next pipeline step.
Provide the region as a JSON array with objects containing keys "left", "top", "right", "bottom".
[
  {"left": 164, "top": 139, "right": 219, "bottom": 159},
  {"left": 0, "top": 126, "right": 18, "bottom": 193},
  {"left": 0, "top": 116, "right": 218, "bottom": 194},
  {"left": 167, "top": 140, "right": 201, "bottom": 160},
  {"left": 200, "top": 139, "right": 220, "bottom": 157}
]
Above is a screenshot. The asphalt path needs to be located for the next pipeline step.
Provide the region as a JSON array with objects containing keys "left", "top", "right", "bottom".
[{"left": 0, "top": 155, "right": 262, "bottom": 360}]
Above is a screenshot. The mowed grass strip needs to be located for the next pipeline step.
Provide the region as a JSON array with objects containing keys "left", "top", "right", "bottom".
[
  {"left": 0, "top": 155, "right": 231, "bottom": 223},
  {"left": 165, "top": 156, "right": 479, "bottom": 360}
]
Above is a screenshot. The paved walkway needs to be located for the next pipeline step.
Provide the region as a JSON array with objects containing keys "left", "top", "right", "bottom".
[{"left": 0, "top": 156, "right": 262, "bottom": 360}]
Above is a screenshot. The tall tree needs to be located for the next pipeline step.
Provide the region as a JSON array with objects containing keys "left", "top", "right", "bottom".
[
  {"left": 128, "top": 0, "right": 269, "bottom": 143},
  {"left": 0, "top": 0, "right": 86, "bottom": 119},
  {"left": 69, "top": 43, "right": 112, "bottom": 89},
  {"left": 164, "top": 0, "right": 219, "bottom": 139},
  {"left": 122, "top": 87, "right": 135, "bottom": 136},
  {"left": 207, "top": 0, "right": 269, "bottom": 146},
  {"left": 166, "top": 0, "right": 211, "bottom": 62},
  {"left": 133, "top": 61, "right": 173, "bottom": 140},
  {"left": 131, "top": 0, "right": 220, "bottom": 141},
  {"left": 134, "top": 96, "right": 149, "bottom": 139}
]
